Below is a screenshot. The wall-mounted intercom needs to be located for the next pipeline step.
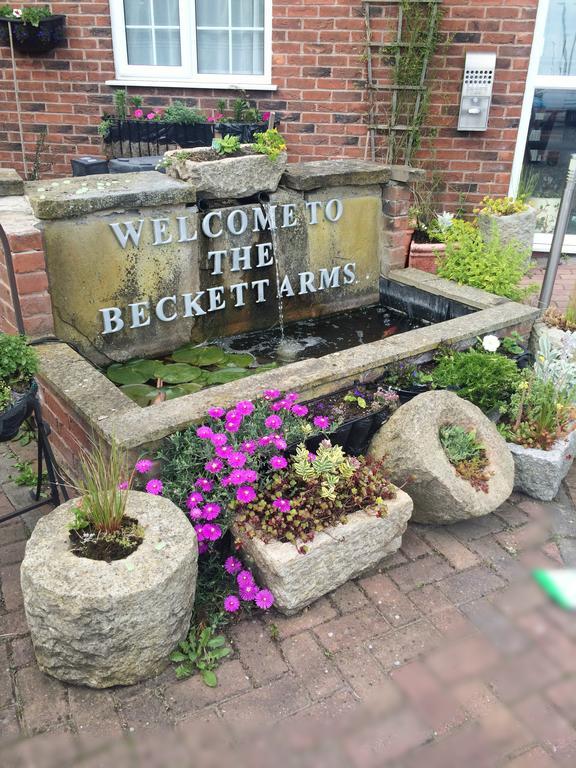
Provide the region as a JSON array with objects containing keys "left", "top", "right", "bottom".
[{"left": 457, "top": 52, "right": 497, "bottom": 132}]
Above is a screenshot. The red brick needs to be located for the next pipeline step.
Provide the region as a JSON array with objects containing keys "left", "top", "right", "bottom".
[
  {"left": 359, "top": 572, "right": 421, "bottom": 627},
  {"left": 281, "top": 631, "right": 343, "bottom": 700}
]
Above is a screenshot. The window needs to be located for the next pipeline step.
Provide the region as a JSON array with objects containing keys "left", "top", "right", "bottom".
[{"left": 109, "top": 0, "right": 273, "bottom": 88}]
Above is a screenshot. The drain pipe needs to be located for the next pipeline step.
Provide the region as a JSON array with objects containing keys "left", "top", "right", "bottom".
[{"left": 539, "top": 153, "right": 576, "bottom": 309}]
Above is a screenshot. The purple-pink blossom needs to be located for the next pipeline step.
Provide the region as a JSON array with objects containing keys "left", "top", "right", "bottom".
[
  {"left": 285, "top": 392, "right": 299, "bottom": 403},
  {"left": 201, "top": 523, "right": 222, "bottom": 542},
  {"left": 263, "top": 389, "right": 281, "bottom": 400},
  {"left": 224, "top": 556, "right": 242, "bottom": 575},
  {"left": 205, "top": 458, "right": 223, "bottom": 474},
  {"left": 228, "top": 451, "right": 247, "bottom": 469},
  {"left": 258, "top": 435, "right": 272, "bottom": 447},
  {"left": 272, "top": 498, "right": 291, "bottom": 513},
  {"left": 273, "top": 436, "right": 287, "bottom": 450},
  {"left": 313, "top": 415, "right": 330, "bottom": 430},
  {"left": 236, "top": 486, "right": 257, "bottom": 504},
  {"left": 239, "top": 583, "right": 258, "bottom": 601},
  {"left": 211, "top": 433, "right": 228, "bottom": 447},
  {"left": 133, "top": 108, "right": 143, "bottom": 118},
  {"left": 216, "top": 445, "right": 233, "bottom": 459},
  {"left": 225, "top": 421, "right": 240, "bottom": 433},
  {"left": 208, "top": 407, "right": 225, "bottom": 419},
  {"left": 241, "top": 440, "right": 257, "bottom": 454},
  {"left": 270, "top": 455, "right": 288, "bottom": 470},
  {"left": 135, "top": 458, "right": 153, "bottom": 474},
  {"left": 202, "top": 503, "right": 221, "bottom": 521},
  {"left": 242, "top": 469, "right": 258, "bottom": 483},
  {"left": 195, "top": 477, "right": 213, "bottom": 492},
  {"left": 224, "top": 595, "right": 240, "bottom": 613},
  {"left": 255, "top": 589, "right": 275, "bottom": 609},
  {"left": 237, "top": 570, "right": 255, "bottom": 588},
  {"left": 188, "top": 507, "right": 203, "bottom": 521},
  {"left": 265, "top": 414, "right": 283, "bottom": 429},
  {"left": 198, "top": 541, "right": 209, "bottom": 555},
  {"left": 194, "top": 524, "right": 205, "bottom": 541},
  {"left": 186, "top": 491, "right": 203, "bottom": 508},
  {"left": 117, "top": 481, "right": 129, "bottom": 490},
  {"left": 271, "top": 400, "right": 288, "bottom": 412},
  {"left": 196, "top": 425, "right": 213, "bottom": 440},
  {"left": 236, "top": 400, "right": 255, "bottom": 416},
  {"left": 292, "top": 404, "right": 308, "bottom": 417},
  {"left": 145, "top": 478, "right": 163, "bottom": 495}
]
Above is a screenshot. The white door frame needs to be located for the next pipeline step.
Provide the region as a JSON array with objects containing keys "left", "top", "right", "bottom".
[{"left": 508, "top": 0, "right": 576, "bottom": 253}]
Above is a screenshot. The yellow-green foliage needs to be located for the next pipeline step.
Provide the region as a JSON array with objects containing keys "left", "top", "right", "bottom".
[
  {"left": 293, "top": 440, "right": 354, "bottom": 500},
  {"left": 253, "top": 128, "right": 287, "bottom": 161},
  {"left": 474, "top": 196, "right": 529, "bottom": 216}
]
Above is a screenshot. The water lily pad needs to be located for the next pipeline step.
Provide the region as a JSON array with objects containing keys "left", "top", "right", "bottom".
[
  {"left": 120, "top": 384, "right": 159, "bottom": 406},
  {"left": 178, "top": 382, "right": 205, "bottom": 394},
  {"left": 154, "top": 363, "right": 203, "bottom": 384},
  {"left": 221, "top": 352, "right": 256, "bottom": 368},
  {"left": 172, "top": 345, "right": 226, "bottom": 366},
  {"left": 129, "top": 359, "right": 160, "bottom": 380},
  {"left": 254, "top": 362, "right": 278, "bottom": 372},
  {"left": 107, "top": 363, "right": 150, "bottom": 385},
  {"left": 207, "top": 367, "right": 252, "bottom": 385}
]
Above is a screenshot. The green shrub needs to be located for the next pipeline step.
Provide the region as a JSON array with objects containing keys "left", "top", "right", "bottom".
[
  {"left": 160, "top": 101, "right": 206, "bottom": 124},
  {"left": 436, "top": 219, "right": 534, "bottom": 301},
  {"left": 0, "top": 5, "right": 52, "bottom": 26},
  {"left": 0, "top": 382, "right": 12, "bottom": 411},
  {"left": 0, "top": 333, "right": 38, "bottom": 389},
  {"left": 431, "top": 349, "right": 521, "bottom": 414},
  {"left": 474, "top": 195, "right": 529, "bottom": 216}
]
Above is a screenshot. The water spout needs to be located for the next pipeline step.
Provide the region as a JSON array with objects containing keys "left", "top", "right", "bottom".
[{"left": 260, "top": 200, "right": 286, "bottom": 342}]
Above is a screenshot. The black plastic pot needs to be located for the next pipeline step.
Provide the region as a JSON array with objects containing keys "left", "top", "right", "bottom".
[
  {"left": 0, "top": 380, "right": 36, "bottom": 443},
  {"left": 217, "top": 120, "right": 279, "bottom": 143},
  {"left": 287, "top": 407, "right": 390, "bottom": 458},
  {"left": 101, "top": 119, "right": 214, "bottom": 156},
  {"left": 512, "top": 351, "right": 534, "bottom": 370},
  {"left": 0, "top": 16, "right": 66, "bottom": 55},
  {"left": 389, "top": 383, "right": 429, "bottom": 405}
]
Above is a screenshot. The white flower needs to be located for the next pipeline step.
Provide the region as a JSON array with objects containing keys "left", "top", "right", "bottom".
[
  {"left": 482, "top": 335, "right": 501, "bottom": 353},
  {"left": 12, "top": 9, "right": 22, "bottom": 18},
  {"left": 436, "top": 211, "right": 454, "bottom": 232}
]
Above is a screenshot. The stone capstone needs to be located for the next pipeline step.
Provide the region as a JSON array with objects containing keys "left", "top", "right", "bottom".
[
  {"left": 478, "top": 206, "right": 537, "bottom": 258},
  {"left": 21, "top": 491, "right": 197, "bottom": 688},
  {"left": 369, "top": 390, "right": 514, "bottom": 524},
  {"left": 281, "top": 160, "right": 392, "bottom": 191},
  {"left": 232, "top": 489, "right": 413, "bottom": 615},
  {"left": 165, "top": 146, "right": 287, "bottom": 199},
  {"left": 508, "top": 430, "right": 576, "bottom": 501},
  {"left": 0, "top": 168, "right": 24, "bottom": 197}
]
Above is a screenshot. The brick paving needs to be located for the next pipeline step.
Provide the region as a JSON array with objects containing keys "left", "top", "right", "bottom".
[
  {"left": 523, "top": 256, "right": 576, "bottom": 313},
  {"left": 1, "top": 438, "right": 576, "bottom": 766}
]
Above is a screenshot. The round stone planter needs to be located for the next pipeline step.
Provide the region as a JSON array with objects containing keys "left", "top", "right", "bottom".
[
  {"left": 508, "top": 429, "right": 576, "bottom": 501},
  {"left": 369, "top": 390, "right": 514, "bottom": 525},
  {"left": 478, "top": 206, "right": 536, "bottom": 257},
  {"left": 232, "top": 489, "right": 413, "bottom": 615},
  {"left": 21, "top": 492, "right": 198, "bottom": 688},
  {"left": 164, "top": 146, "right": 287, "bottom": 200}
]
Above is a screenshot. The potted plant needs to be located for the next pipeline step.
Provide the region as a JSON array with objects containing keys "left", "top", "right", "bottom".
[
  {"left": 0, "top": 332, "right": 38, "bottom": 442},
  {"left": 408, "top": 211, "right": 452, "bottom": 273},
  {"left": 20, "top": 441, "right": 199, "bottom": 688},
  {"left": 439, "top": 424, "right": 491, "bottom": 493},
  {"left": 499, "top": 336, "right": 576, "bottom": 500},
  {"left": 0, "top": 5, "right": 66, "bottom": 55},
  {"left": 214, "top": 91, "right": 278, "bottom": 143},
  {"left": 231, "top": 440, "right": 413, "bottom": 614},
  {"left": 475, "top": 195, "right": 536, "bottom": 259},
  {"left": 379, "top": 360, "right": 430, "bottom": 403},
  {"left": 163, "top": 129, "right": 288, "bottom": 200}
]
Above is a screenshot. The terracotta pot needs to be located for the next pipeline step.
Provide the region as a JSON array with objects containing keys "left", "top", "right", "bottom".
[{"left": 408, "top": 241, "right": 446, "bottom": 274}]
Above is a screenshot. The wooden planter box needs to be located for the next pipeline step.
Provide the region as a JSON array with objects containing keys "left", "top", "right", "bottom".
[{"left": 233, "top": 489, "right": 413, "bottom": 615}]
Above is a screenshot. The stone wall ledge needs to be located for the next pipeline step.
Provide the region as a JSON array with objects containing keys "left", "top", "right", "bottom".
[
  {"left": 0, "top": 168, "right": 24, "bottom": 197},
  {"left": 26, "top": 172, "right": 197, "bottom": 220},
  {"left": 281, "top": 160, "right": 394, "bottom": 191}
]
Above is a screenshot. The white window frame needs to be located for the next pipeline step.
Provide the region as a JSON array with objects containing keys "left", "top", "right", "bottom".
[
  {"left": 509, "top": 0, "right": 576, "bottom": 253},
  {"left": 108, "top": 0, "right": 275, "bottom": 90}
]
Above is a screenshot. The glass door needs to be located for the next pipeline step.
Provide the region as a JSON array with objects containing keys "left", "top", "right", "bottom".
[{"left": 510, "top": 0, "right": 576, "bottom": 253}]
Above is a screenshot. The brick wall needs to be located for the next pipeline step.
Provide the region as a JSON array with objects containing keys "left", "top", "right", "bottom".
[{"left": 0, "top": 0, "right": 537, "bottom": 214}]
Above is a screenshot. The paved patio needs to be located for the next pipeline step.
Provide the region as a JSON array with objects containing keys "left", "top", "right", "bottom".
[{"left": 1, "top": 433, "right": 576, "bottom": 767}]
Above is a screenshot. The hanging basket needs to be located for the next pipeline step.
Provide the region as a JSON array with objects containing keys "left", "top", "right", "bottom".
[
  {"left": 0, "top": 16, "right": 66, "bottom": 55},
  {"left": 0, "top": 380, "right": 37, "bottom": 443}
]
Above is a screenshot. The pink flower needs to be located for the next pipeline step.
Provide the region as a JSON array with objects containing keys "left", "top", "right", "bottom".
[
  {"left": 196, "top": 425, "right": 213, "bottom": 439},
  {"left": 216, "top": 445, "right": 233, "bottom": 459},
  {"left": 263, "top": 389, "right": 281, "bottom": 400},
  {"left": 188, "top": 507, "right": 203, "bottom": 521},
  {"left": 255, "top": 589, "right": 275, "bottom": 609},
  {"left": 236, "top": 400, "right": 255, "bottom": 416},
  {"left": 241, "top": 440, "right": 257, "bottom": 454},
  {"left": 203, "top": 503, "right": 221, "bottom": 521},
  {"left": 240, "top": 583, "right": 258, "bottom": 601},
  {"left": 292, "top": 404, "right": 308, "bottom": 417},
  {"left": 198, "top": 541, "right": 209, "bottom": 555},
  {"left": 145, "top": 478, "right": 163, "bottom": 495},
  {"left": 215, "top": 112, "right": 223, "bottom": 119},
  {"left": 205, "top": 458, "right": 223, "bottom": 474},
  {"left": 285, "top": 392, "right": 299, "bottom": 403},
  {"left": 194, "top": 524, "right": 205, "bottom": 541},
  {"left": 272, "top": 498, "right": 291, "bottom": 513},
  {"left": 186, "top": 491, "right": 203, "bottom": 508},
  {"left": 236, "top": 486, "right": 257, "bottom": 504},
  {"left": 224, "top": 595, "right": 240, "bottom": 612},
  {"left": 208, "top": 407, "right": 225, "bottom": 419},
  {"left": 308, "top": 452, "right": 316, "bottom": 462},
  {"left": 265, "top": 414, "right": 283, "bottom": 430},
  {"left": 273, "top": 436, "right": 287, "bottom": 450},
  {"left": 220, "top": 475, "right": 232, "bottom": 487},
  {"left": 224, "top": 556, "right": 242, "bottom": 575},
  {"left": 271, "top": 400, "right": 288, "bottom": 412},
  {"left": 133, "top": 108, "right": 143, "bottom": 118},
  {"left": 211, "top": 433, "right": 228, "bottom": 447},
  {"left": 270, "top": 455, "right": 288, "bottom": 470},
  {"left": 195, "top": 477, "right": 213, "bottom": 492},
  {"left": 226, "top": 409, "right": 241, "bottom": 422},
  {"left": 262, "top": 111, "right": 271, "bottom": 122},
  {"left": 228, "top": 470, "right": 245, "bottom": 486},
  {"left": 226, "top": 421, "right": 240, "bottom": 433},
  {"left": 237, "top": 570, "right": 255, "bottom": 588},
  {"left": 117, "top": 481, "right": 129, "bottom": 490},
  {"left": 146, "top": 112, "right": 156, "bottom": 120},
  {"left": 242, "top": 469, "right": 258, "bottom": 483},
  {"left": 228, "top": 451, "right": 247, "bottom": 469},
  {"left": 313, "top": 416, "right": 330, "bottom": 430},
  {"left": 258, "top": 435, "right": 272, "bottom": 447},
  {"left": 207, "top": 116, "right": 216, "bottom": 123},
  {"left": 135, "top": 458, "right": 153, "bottom": 474},
  {"left": 201, "top": 523, "right": 222, "bottom": 542}
]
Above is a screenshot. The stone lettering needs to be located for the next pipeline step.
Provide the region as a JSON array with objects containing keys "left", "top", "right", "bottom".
[
  {"left": 176, "top": 215, "right": 197, "bottom": 243},
  {"left": 343, "top": 262, "right": 357, "bottom": 285},
  {"left": 282, "top": 204, "right": 298, "bottom": 228},
  {"left": 208, "top": 250, "right": 227, "bottom": 276},
  {"left": 230, "top": 282, "right": 249, "bottom": 307},
  {"left": 318, "top": 267, "right": 341, "bottom": 290},
  {"left": 252, "top": 279, "right": 270, "bottom": 303},
  {"left": 156, "top": 296, "right": 178, "bottom": 322},
  {"left": 207, "top": 286, "right": 226, "bottom": 312},
  {"left": 231, "top": 246, "right": 252, "bottom": 272},
  {"left": 109, "top": 220, "right": 144, "bottom": 249},
  {"left": 129, "top": 301, "right": 151, "bottom": 328},
  {"left": 305, "top": 200, "right": 323, "bottom": 225},
  {"left": 227, "top": 209, "right": 249, "bottom": 236},
  {"left": 299, "top": 271, "right": 316, "bottom": 294},
  {"left": 256, "top": 242, "right": 274, "bottom": 269},
  {"left": 278, "top": 275, "right": 295, "bottom": 297},
  {"left": 253, "top": 205, "right": 277, "bottom": 232},
  {"left": 325, "top": 199, "right": 344, "bottom": 223},
  {"left": 202, "top": 211, "right": 223, "bottom": 238},
  {"left": 100, "top": 307, "right": 124, "bottom": 334},
  {"left": 183, "top": 291, "right": 206, "bottom": 317},
  {"left": 151, "top": 218, "right": 173, "bottom": 246}
]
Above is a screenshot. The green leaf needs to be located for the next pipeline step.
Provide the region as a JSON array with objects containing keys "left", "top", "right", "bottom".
[
  {"left": 129, "top": 359, "right": 159, "bottom": 379},
  {"left": 222, "top": 352, "right": 256, "bottom": 368},
  {"left": 169, "top": 651, "right": 188, "bottom": 663},
  {"left": 207, "top": 367, "right": 251, "bottom": 385},
  {"left": 172, "top": 345, "right": 226, "bottom": 366},
  {"left": 119, "top": 383, "right": 159, "bottom": 407},
  {"left": 202, "top": 670, "right": 218, "bottom": 688},
  {"left": 154, "top": 363, "right": 203, "bottom": 384},
  {"left": 207, "top": 636, "right": 226, "bottom": 648},
  {"left": 175, "top": 664, "right": 193, "bottom": 680},
  {"left": 107, "top": 363, "right": 150, "bottom": 385},
  {"left": 212, "top": 647, "right": 232, "bottom": 660}
]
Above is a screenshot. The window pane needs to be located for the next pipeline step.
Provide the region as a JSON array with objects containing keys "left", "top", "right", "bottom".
[
  {"left": 232, "top": 31, "right": 264, "bottom": 74},
  {"left": 124, "top": 0, "right": 151, "bottom": 26},
  {"left": 155, "top": 29, "right": 181, "bottom": 65},
  {"left": 153, "top": 0, "right": 179, "bottom": 27},
  {"left": 196, "top": 0, "right": 229, "bottom": 27},
  {"left": 521, "top": 89, "right": 576, "bottom": 235},
  {"left": 197, "top": 30, "right": 230, "bottom": 73},
  {"left": 539, "top": 0, "right": 576, "bottom": 76},
  {"left": 126, "top": 27, "right": 153, "bottom": 65},
  {"left": 232, "top": 0, "right": 264, "bottom": 28}
]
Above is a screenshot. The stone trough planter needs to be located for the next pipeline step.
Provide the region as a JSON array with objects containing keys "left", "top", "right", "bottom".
[
  {"left": 164, "top": 145, "right": 287, "bottom": 199},
  {"left": 21, "top": 492, "right": 198, "bottom": 688},
  {"left": 478, "top": 206, "right": 536, "bottom": 257},
  {"left": 233, "top": 489, "right": 413, "bottom": 615},
  {"left": 508, "top": 429, "right": 576, "bottom": 501}
]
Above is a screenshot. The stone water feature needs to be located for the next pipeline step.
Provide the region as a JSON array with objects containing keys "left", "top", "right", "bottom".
[{"left": 0, "top": 159, "right": 540, "bottom": 475}]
